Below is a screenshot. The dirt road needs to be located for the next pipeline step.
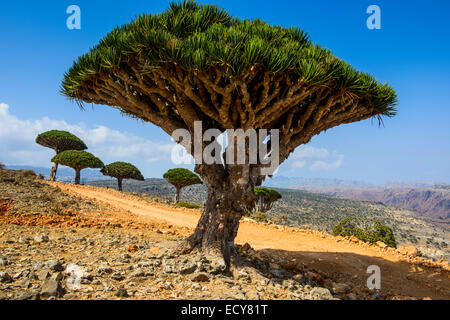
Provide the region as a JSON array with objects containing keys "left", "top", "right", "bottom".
[{"left": 50, "top": 182, "right": 450, "bottom": 299}]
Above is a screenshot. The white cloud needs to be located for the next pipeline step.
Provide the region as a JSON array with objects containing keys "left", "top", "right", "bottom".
[
  {"left": 309, "top": 154, "right": 344, "bottom": 171},
  {"left": 291, "top": 145, "right": 329, "bottom": 159},
  {"left": 0, "top": 102, "right": 176, "bottom": 170},
  {"left": 281, "top": 145, "right": 344, "bottom": 173},
  {"left": 292, "top": 160, "right": 307, "bottom": 168}
]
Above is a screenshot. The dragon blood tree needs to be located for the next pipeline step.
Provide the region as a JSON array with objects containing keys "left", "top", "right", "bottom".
[
  {"left": 61, "top": 1, "right": 397, "bottom": 265},
  {"left": 163, "top": 168, "right": 203, "bottom": 203},
  {"left": 101, "top": 161, "right": 145, "bottom": 191},
  {"left": 52, "top": 150, "right": 104, "bottom": 185},
  {"left": 36, "top": 130, "right": 88, "bottom": 181},
  {"left": 254, "top": 187, "right": 282, "bottom": 213}
]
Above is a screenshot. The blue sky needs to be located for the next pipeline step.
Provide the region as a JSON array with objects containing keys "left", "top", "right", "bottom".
[{"left": 0, "top": 0, "right": 449, "bottom": 184}]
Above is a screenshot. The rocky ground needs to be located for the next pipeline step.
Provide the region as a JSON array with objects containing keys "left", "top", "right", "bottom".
[
  {"left": 0, "top": 169, "right": 343, "bottom": 301},
  {"left": 0, "top": 169, "right": 448, "bottom": 300},
  {"left": 0, "top": 224, "right": 352, "bottom": 300}
]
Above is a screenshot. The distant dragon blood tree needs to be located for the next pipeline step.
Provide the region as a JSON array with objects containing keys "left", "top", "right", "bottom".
[
  {"left": 254, "top": 187, "right": 282, "bottom": 212},
  {"left": 61, "top": 1, "right": 397, "bottom": 265},
  {"left": 163, "top": 168, "right": 203, "bottom": 203},
  {"left": 52, "top": 150, "right": 104, "bottom": 185},
  {"left": 36, "top": 130, "right": 88, "bottom": 181},
  {"left": 101, "top": 161, "right": 144, "bottom": 191}
]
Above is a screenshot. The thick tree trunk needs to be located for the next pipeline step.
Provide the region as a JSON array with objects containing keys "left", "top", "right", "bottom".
[
  {"left": 75, "top": 169, "right": 81, "bottom": 185},
  {"left": 175, "top": 187, "right": 181, "bottom": 203},
  {"left": 49, "top": 162, "right": 58, "bottom": 181},
  {"left": 258, "top": 195, "right": 263, "bottom": 212},
  {"left": 117, "top": 178, "right": 123, "bottom": 191},
  {"left": 179, "top": 164, "right": 260, "bottom": 267}
]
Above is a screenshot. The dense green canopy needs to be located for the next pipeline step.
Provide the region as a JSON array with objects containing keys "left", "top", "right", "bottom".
[
  {"left": 36, "top": 130, "right": 87, "bottom": 153},
  {"left": 101, "top": 162, "right": 144, "bottom": 180},
  {"left": 52, "top": 150, "right": 104, "bottom": 170},
  {"left": 62, "top": 1, "right": 397, "bottom": 119},
  {"left": 164, "top": 168, "right": 202, "bottom": 203},
  {"left": 254, "top": 186, "right": 282, "bottom": 199},
  {"left": 163, "top": 168, "right": 203, "bottom": 187}
]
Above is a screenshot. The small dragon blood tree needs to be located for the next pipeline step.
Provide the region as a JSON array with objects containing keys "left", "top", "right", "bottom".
[
  {"left": 61, "top": 0, "right": 397, "bottom": 266},
  {"left": 52, "top": 150, "right": 104, "bottom": 185},
  {"left": 101, "top": 161, "right": 145, "bottom": 191},
  {"left": 163, "top": 168, "right": 203, "bottom": 203},
  {"left": 36, "top": 130, "right": 87, "bottom": 181},
  {"left": 254, "top": 187, "right": 282, "bottom": 212}
]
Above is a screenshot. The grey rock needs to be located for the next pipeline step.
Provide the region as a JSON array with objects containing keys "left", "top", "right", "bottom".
[
  {"left": 115, "top": 288, "right": 129, "bottom": 298},
  {"left": 63, "top": 293, "right": 78, "bottom": 300},
  {"left": 0, "top": 257, "right": 9, "bottom": 266},
  {"left": 51, "top": 272, "right": 64, "bottom": 282},
  {"left": 131, "top": 269, "right": 146, "bottom": 278},
  {"left": 111, "top": 273, "right": 125, "bottom": 281},
  {"left": 97, "top": 266, "right": 114, "bottom": 275},
  {"left": 331, "top": 282, "right": 351, "bottom": 294},
  {"left": 15, "top": 291, "right": 40, "bottom": 300},
  {"left": 37, "top": 270, "right": 51, "bottom": 281},
  {"left": 32, "top": 262, "right": 45, "bottom": 269},
  {"left": 41, "top": 278, "right": 65, "bottom": 298},
  {"left": 20, "top": 279, "right": 31, "bottom": 289},
  {"left": 190, "top": 273, "right": 210, "bottom": 282},
  {"left": 34, "top": 235, "right": 50, "bottom": 243},
  {"left": 46, "top": 260, "right": 64, "bottom": 272},
  {"left": 161, "top": 281, "right": 173, "bottom": 290},
  {"left": 18, "top": 236, "right": 32, "bottom": 244},
  {"left": 0, "top": 272, "right": 13, "bottom": 283},
  {"left": 308, "top": 287, "right": 334, "bottom": 300}
]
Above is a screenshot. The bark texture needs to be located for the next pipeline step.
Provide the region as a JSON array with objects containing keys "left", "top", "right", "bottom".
[
  {"left": 178, "top": 163, "right": 261, "bottom": 266},
  {"left": 75, "top": 169, "right": 81, "bottom": 185},
  {"left": 117, "top": 178, "right": 123, "bottom": 191},
  {"left": 175, "top": 187, "right": 181, "bottom": 203},
  {"left": 49, "top": 162, "right": 58, "bottom": 182}
]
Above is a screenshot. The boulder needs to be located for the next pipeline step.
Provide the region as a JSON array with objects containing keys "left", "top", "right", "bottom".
[{"left": 41, "top": 278, "right": 65, "bottom": 298}]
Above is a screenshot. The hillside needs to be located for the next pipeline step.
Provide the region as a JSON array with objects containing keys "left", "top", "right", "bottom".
[
  {"left": 87, "top": 178, "right": 449, "bottom": 261},
  {"left": 288, "top": 186, "right": 450, "bottom": 224}
]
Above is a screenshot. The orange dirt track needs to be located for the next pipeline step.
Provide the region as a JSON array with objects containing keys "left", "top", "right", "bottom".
[{"left": 49, "top": 181, "right": 450, "bottom": 300}]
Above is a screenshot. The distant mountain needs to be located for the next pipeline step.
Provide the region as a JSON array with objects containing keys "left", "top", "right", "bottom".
[
  {"left": 264, "top": 176, "right": 373, "bottom": 188},
  {"left": 6, "top": 165, "right": 108, "bottom": 183},
  {"left": 288, "top": 186, "right": 450, "bottom": 223}
]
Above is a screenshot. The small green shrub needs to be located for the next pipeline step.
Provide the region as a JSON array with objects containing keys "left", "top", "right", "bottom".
[
  {"left": 176, "top": 202, "right": 202, "bottom": 209},
  {"left": 333, "top": 217, "right": 397, "bottom": 248}
]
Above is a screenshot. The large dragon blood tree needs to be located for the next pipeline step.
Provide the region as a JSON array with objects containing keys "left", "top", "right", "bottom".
[
  {"left": 61, "top": 1, "right": 397, "bottom": 265},
  {"left": 36, "top": 130, "right": 88, "bottom": 181}
]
